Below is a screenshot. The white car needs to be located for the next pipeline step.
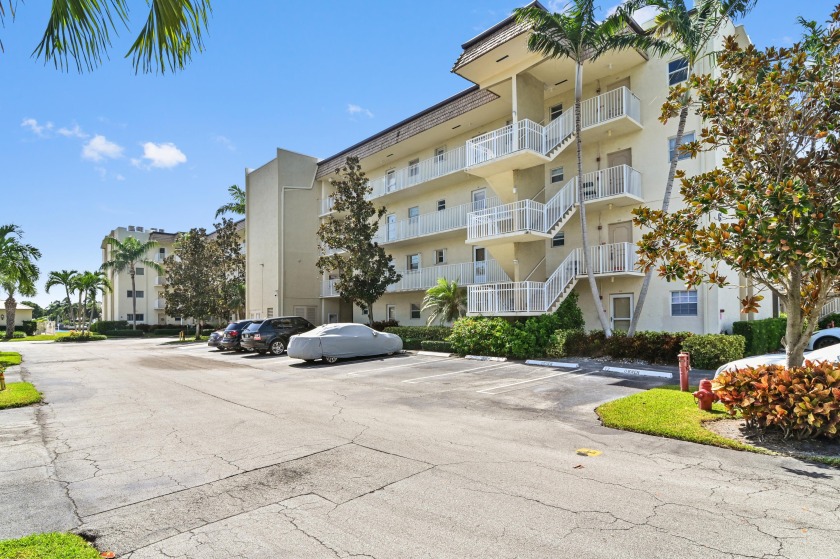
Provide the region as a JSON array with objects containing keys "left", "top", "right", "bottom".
[
  {"left": 807, "top": 327, "right": 840, "bottom": 350},
  {"left": 287, "top": 323, "right": 403, "bottom": 364},
  {"left": 715, "top": 341, "right": 840, "bottom": 378}
]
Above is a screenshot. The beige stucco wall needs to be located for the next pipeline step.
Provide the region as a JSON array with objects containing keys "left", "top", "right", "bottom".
[{"left": 0, "top": 306, "right": 33, "bottom": 327}]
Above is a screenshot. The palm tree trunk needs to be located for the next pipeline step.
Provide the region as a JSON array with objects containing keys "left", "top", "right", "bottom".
[
  {"left": 4, "top": 295, "right": 15, "bottom": 339},
  {"left": 131, "top": 271, "right": 137, "bottom": 330},
  {"left": 575, "top": 63, "right": 612, "bottom": 337},
  {"left": 65, "top": 287, "right": 74, "bottom": 328},
  {"left": 628, "top": 105, "right": 690, "bottom": 336},
  {"left": 77, "top": 292, "right": 84, "bottom": 330}
]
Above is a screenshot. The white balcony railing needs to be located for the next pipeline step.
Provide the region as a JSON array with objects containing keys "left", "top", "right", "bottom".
[
  {"left": 321, "top": 259, "right": 510, "bottom": 297},
  {"left": 820, "top": 297, "right": 840, "bottom": 318},
  {"left": 466, "top": 119, "right": 545, "bottom": 166},
  {"left": 468, "top": 165, "right": 641, "bottom": 242},
  {"left": 369, "top": 147, "right": 467, "bottom": 200},
  {"left": 468, "top": 242, "right": 637, "bottom": 314},
  {"left": 374, "top": 198, "right": 500, "bottom": 244},
  {"left": 154, "top": 298, "right": 166, "bottom": 310}
]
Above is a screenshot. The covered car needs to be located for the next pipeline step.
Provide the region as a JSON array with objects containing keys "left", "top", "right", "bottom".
[
  {"left": 287, "top": 323, "right": 402, "bottom": 364},
  {"left": 715, "top": 342, "right": 840, "bottom": 378},
  {"left": 207, "top": 329, "right": 225, "bottom": 350}
]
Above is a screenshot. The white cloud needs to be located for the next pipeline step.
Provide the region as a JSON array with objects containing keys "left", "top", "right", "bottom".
[
  {"left": 347, "top": 103, "right": 374, "bottom": 118},
  {"left": 21, "top": 118, "right": 53, "bottom": 137},
  {"left": 57, "top": 124, "right": 89, "bottom": 139},
  {"left": 605, "top": 2, "right": 660, "bottom": 24},
  {"left": 82, "top": 135, "right": 124, "bottom": 162},
  {"left": 547, "top": 1, "right": 569, "bottom": 12},
  {"left": 115, "top": 174, "right": 126, "bottom": 181},
  {"left": 138, "top": 142, "right": 187, "bottom": 168},
  {"left": 214, "top": 135, "right": 236, "bottom": 151}
]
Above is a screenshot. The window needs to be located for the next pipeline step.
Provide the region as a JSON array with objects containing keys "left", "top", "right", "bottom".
[
  {"left": 437, "top": 199, "right": 446, "bottom": 211},
  {"left": 408, "top": 159, "right": 419, "bottom": 179},
  {"left": 266, "top": 307, "right": 274, "bottom": 318},
  {"left": 135, "top": 267, "right": 144, "bottom": 275},
  {"left": 668, "top": 132, "right": 695, "bottom": 162},
  {"left": 407, "top": 254, "right": 420, "bottom": 271},
  {"left": 408, "top": 206, "right": 420, "bottom": 221},
  {"left": 386, "top": 305, "right": 396, "bottom": 321},
  {"left": 668, "top": 57, "right": 689, "bottom": 85},
  {"left": 550, "top": 167, "right": 565, "bottom": 184},
  {"left": 386, "top": 170, "right": 396, "bottom": 192},
  {"left": 552, "top": 232, "right": 565, "bottom": 247},
  {"left": 549, "top": 103, "right": 563, "bottom": 121},
  {"left": 671, "top": 291, "right": 698, "bottom": 316},
  {"left": 410, "top": 304, "right": 421, "bottom": 319},
  {"left": 435, "top": 249, "right": 446, "bottom": 264},
  {"left": 126, "top": 290, "right": 144, "bottom": 298},
  {"left": 293, "top": 306, "right": 317, "bottom": 323},
  {"left": 127, "top": 314, "right": 144, "bottom": 321},
  {"left": 434, "top": 147, "right": 445, "bottom": 164},
  {"left": 328, "top": 313, "right": 338, "bottom": 323}
]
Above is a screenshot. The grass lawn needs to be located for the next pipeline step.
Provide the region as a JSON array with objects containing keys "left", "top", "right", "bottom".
[
  {"left": 0, "top": 351, "right": 22, "bottom": 367},
  {"left": 0, "top": 532, "right": 101, "bottom": 558},
  {"left": 596, "top": 385, "right": 763, "bottom": 453},
  {"left": 0, "top": 382, "right": 42, "bottom": 410},
  {"left": 1, "top": 334, "right": 71, "bottom": 342}
]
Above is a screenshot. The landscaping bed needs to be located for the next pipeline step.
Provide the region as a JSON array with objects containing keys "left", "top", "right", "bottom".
[
  {"left": 0, "top": 532, "right": 100, "bottom": 558},
  {"left": 706, "top": 419, "right": 840, "bottom": 465},
  {"left": 0, "top": 351, "right": 22, "bottom": 367}
]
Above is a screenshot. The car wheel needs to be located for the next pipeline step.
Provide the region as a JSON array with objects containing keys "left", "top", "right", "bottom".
[
  {"left": 812, "top": 336, "right": 840, "bottom": 350},
  {"left": 270, "top": 339, "right": 286, "bottom": 356},
  {"left": 323, "top": 356, "right": 338, "bottom": 364}
]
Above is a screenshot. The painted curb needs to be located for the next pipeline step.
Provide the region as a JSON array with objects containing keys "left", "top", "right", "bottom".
[
  {"left": 525, "top": 360, "right": 579, "bottom": 369},
  {"left": 465, "top": 355, "right": 507, "bottom": 362},
  {"left": 602, "top": 365, "right": 673, "bottom": 379},
  {"left": 417, "top": 351, "right": 453, "bottom": 357}
]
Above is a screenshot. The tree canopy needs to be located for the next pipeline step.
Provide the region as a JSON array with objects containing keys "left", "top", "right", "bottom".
[{"left": 634, "top": 8, "right": 840, "bottom": 366}]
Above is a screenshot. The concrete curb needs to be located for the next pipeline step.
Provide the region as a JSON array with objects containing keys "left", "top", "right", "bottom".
[
  {"left": 465, "top": 355, "right": 507, "bottom": 362},
  {"left": 417, "top": 351, "right": 453, "bottom": 357},
  {"left": 602, "top": 365, "right": 673, "bottom": 379},
  {"left": 525, "top": 359, "right": 579, "bottom": 369}
]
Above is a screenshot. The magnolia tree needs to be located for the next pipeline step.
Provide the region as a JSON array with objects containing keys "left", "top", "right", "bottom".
[
  {"left": 634, "top": 9, "right": 840, "bottom": 367},
  {"left": 316, "top": 157, "right": 400, "bottom": 325}
]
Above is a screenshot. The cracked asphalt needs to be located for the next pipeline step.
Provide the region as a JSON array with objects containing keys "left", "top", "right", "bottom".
[{"left": 1, "top": 338, "right": 838, "bottom": 558}]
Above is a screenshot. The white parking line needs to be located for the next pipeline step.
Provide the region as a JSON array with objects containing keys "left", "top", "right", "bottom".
[
  {"left": 402, "top": 362, "right": 516, "bottom": 384},
  {"left": 347, "top": 356, "right": 458, "bottom": 376},
  {"left": 476, "top": 369, "right": 582, "bottom": 394}
]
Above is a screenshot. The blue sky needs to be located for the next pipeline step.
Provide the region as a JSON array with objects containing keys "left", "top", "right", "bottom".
[{"left": 1, "top": 0, "right": 835, "bottom": 307}]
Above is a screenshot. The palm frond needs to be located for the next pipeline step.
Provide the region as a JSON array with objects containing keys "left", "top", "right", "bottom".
[{"left": 128, "top": 0, "right": 211, "bottom": 74}]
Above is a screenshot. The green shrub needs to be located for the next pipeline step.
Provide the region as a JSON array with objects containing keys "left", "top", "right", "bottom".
[
  {"left": 681, "top": 334, "right": 745, "bottom": 369},
  {"left": 106, "top": 329, "right": 145, "bottom": 337},
  {"left": 402, "top": 338, "right": 422, "bottom": 350},
  {"left": 554, "top": 291, "right": 585, "bottom": 330},
  {"left": 448, "top": 317, "right": 512, "bottom": 357},
  {"left": 385, "top": 326, "right": 452, "bottom": 343},
  {"left": 713, "top": 361, "right": 840, "bottom": 439},
  {"left": 559, "top": 330, "right": 694, "bottom": 364},
  {"left": 91, "top": 320, "right": 129, "bottom": 333},
  {"left": 371, "top": 319, "right": 399, "bottom": 332},
  {"left": 21, "top": 321, "right": 37, "bottom": 336},
  {"left": 818, "top": 312, "right": 840, "bottom": 330},
  {"left": 546, "top": 329, "right": 582, "bottom": 358},
  {"left": 421, "top": 340, "right": 453, "bottom": 353},
  {"left": 56, "top": 333, "right": 107, "bottom": 342},
  {"left": 563, "top": 330, "right": 607, "bottom": 357},
  {"left": 11, "top": 331, "right": 26, "bottom": 339},
  {"left": 732, "top": 317, "right": 786, "bottom": 356}
]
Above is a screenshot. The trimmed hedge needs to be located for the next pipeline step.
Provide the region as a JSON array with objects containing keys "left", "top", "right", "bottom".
[
  {"left": 819, "top": 313, "right": 840, "bottom": 330},
  {"left": 560, "top": 330, "right": 694, "bottom": 364},
  {"left": 91, "top": 320, "right": 129, "bottom": 333},
  {"left": 681, "top": 334, "right": 745, "bottom": 369},
  {"left": 371, "top": 319, "right": 399, "bottom": 332},
  {"left": 714, "top": 361, "right": 840, "bottom": 439},
  {"left": 385, "top": 326, "right": 452, "bottom": 343},
  {"left": 403, "top": 338, "right": 422, "bottom": 350},
  {"left": 105, "top": 330, "right": 145, "bottom": 338},
  {"left": 56, "top": 334, "right": 107, "bottom": 342},
  {"left": 420, "top": 340, "right": 453, "bottom": 353},
  {"left": 732, "top": 317, "right": 786, "bottom": 356},
  {"left": 21, "top": 321, "right": 37, "bottom": 336}
]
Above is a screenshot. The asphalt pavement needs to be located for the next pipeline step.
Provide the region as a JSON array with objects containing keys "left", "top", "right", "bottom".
[{"left": 1, "top": 338, "right": 838, "bottom": 558}]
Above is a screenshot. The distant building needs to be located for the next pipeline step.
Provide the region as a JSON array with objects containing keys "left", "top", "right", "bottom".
[{"left": 0, "top": 304, "right": 33, "bottom": 328}]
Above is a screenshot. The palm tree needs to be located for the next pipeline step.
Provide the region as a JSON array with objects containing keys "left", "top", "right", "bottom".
[
  {"left": 0, "top": 225, "right": 42, "bottom": 339},
  {"left": 422, "top": 278, "right": 466, "bottom": 326},
  {"left": 45, "top": 269, "right": 79, "bottom": 328},
  {"left": 616, "top": 0, "right": 758, "bottom": 335},
  {"left": 77, "top": 271, "right": 112, "bottom": 333},
  {"left": 101, "top": 236, "right": 164, "bottom": 330},
  {"left": 229, "top": 282, "right": 246, "bottom": 320},
  {"left": 0, "top": 0, "right": 212, "bottom": 73},
  {"left": 515, "top": 1, "right": 644, "bottom": 337},
  {"left": 215, "top": 185, "right": 246, "bottom": 219}
]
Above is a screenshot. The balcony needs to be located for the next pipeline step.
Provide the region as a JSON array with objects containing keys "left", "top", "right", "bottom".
[
  {"left": 154, "top": 276, "right": 167, "bottom": 287},
  {"left": 467, "top": 165, "right": 642, "bottom": 245},
  {"left": 464, "top": 87, "right": 642, "bottom": 178},
  {"left": 467, "top": 242, "right": 641, "bottom": 316},
  {"left": 154, "top": 298, "right": 166, "bottom": 310},
  {"left": 321, "top": 259, "right": 510, "bottom": 298},
  {"left": 374, "top": 198, "right": 500, "bottom": 246},
  {"left": 154, "top": 254, "right": 166, "bottom": 262}
]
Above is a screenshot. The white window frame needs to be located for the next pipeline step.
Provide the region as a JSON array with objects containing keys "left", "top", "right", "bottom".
[
  {"left": 386, "top": 305, "right": 397, "bottom": 321},
  {"left": 437, "top": 199, "right": 446, "bottom": 211},
  {"left": 670, "top": 290, "right": 698, "bottom": 317},
  {"left": 386, "top": 169, "right": 397, "bottom": 192},
  {"left": 407, "top": 253, "right": 421, "bottom": 271},
  {"left": 408, "top": 158, "right": 419, "bottom": 178},
  {"left": 552, "top": 231, "right": 565, "bottom": 248},
  {"left": 135, "top": 267, "right": 144, "bottom": 275},
  {"left": 668, "top": 57, "right": 689, "bottom": 85},
  {"left": 550, "top": 167, "right": 565, "bottom": 184},
  {"left": 549, "top": 103, "right": 563, "bottom": 121},
  {"left": 669, "top": 132, "right": 695, "bottom": 162},
  {"left": 434, "top": 249, "right": 446, "bottom": 265},
  {"left": 410, "top": 304, "right": 421, "bottom": 320}
]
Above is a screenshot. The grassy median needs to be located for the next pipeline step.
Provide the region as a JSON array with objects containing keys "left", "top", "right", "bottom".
[
  {"left": 0, "top": 351, "right": 22, "bottom": 367},
  {"left": 0, "top": 382, "right": 42, "bottom": 410},
  {"left": 596, "top": 385, "right": 761, "bottom": 453},
  {"left": 1, "top": 334, "right": 70, "bottom": 342},
  {"left": 0, "top": 532, "right": 101, "bottom": 558}
]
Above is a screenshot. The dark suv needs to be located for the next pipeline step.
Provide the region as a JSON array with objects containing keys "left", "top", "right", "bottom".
[
  {"left": 241, "top": 316, "right": 315, "bottom": 355},
  {"left": 220, "top": 319, "right": 256, "bottom": 351}
]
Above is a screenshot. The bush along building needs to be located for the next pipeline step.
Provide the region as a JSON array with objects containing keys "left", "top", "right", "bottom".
[{"left": 246, "top": 3, "right": 772, "bottom": 333}]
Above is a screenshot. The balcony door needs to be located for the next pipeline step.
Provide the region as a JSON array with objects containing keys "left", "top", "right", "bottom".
[
  {"left": 606, "top": 149, "right": 632, "bottom": 196},
  {"left": 608, "top": 221, "right": 632, "bottom": 272},
  {"left": 471, "top": 188, "right": 487, "bottom": 211},
  {"left": 473, "top": 246, "right": 487, "bottom": 284},
  {"left": 610, "top": 294, "right": 633, "bottom": 333},
  {"left": 386, "top": 214, "right": 396, "bottom": 241}
]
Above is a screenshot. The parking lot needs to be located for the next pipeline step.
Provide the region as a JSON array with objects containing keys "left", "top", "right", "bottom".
[{"left": 2, "top": 338, "right": 839, "bottom": 559}]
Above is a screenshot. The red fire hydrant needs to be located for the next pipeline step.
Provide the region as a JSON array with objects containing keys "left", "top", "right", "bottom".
[
  {"left": 693, "top": 379, "right": 719, "bottom": 411},
  {"left": 678, "top": 351, "right": 691, "bottom": 392}
]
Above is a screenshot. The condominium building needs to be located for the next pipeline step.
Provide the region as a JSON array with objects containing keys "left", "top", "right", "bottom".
[{"left": 247, "top": 4, "right": 771, "bottom": 333}]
